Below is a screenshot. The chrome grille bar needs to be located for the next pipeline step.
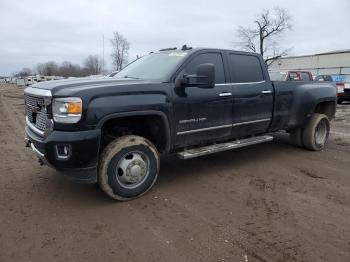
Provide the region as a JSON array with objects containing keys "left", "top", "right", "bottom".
[{"left": 24, "top": 87, "right": 52, "bottom": 137}]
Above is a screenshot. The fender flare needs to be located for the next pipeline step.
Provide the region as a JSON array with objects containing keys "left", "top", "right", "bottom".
[{"left": 96, "top": 110, "right": 171, "bottom": 153}]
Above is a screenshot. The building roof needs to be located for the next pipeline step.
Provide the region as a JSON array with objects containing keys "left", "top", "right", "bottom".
[
  {"left": 315, "top": 49, "right": 350, "bottom": 56},
  {"left": 282, "top": 49, "right": 350, "bottom": 59}
]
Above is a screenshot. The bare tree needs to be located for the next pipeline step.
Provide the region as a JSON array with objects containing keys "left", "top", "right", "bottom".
[
  {"left": 110, "top": 32, "right": 130, "bottom": 71},
  {"left": 59, "top": 61, "right": 82, "bottom": 77},
  {"left": 84, "top": 55, "right": 103, "bottom": 75},
  {"left": 36, "top": 63, "right": 45, "bottom": 75},
  {"left": 16, "top": 55, "right": 108, "bottom": 78},
  {"left": 235, "top": 7, "right": 292, "bottom": 66},
  {"left": 14, "top": 68, "right": 32, "bottom": 77},
  {"left": 36, "top": 61, "right": 59, "bottom": 76}
]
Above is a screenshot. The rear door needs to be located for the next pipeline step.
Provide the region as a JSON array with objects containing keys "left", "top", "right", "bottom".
[
  {"left": 227, "top": 52, "right": 273, "bottom": 138},
  {"left": 172, "top": 51, "right": 233, "bottom": 147}
]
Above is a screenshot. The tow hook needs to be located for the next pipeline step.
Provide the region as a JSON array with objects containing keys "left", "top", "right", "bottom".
[
  {"left": 25, "top": 137, "right": 30, "bottom": 148},
  {"left": 38, "top": 158, "right": 44, "bottom": 166},
  {"left": 25, "top": 137, "right": 45, "bottom": 166}
]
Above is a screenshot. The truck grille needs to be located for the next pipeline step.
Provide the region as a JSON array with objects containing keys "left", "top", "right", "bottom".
[{"left": 24, "top": 94, "right": 49, "bottom": 133}]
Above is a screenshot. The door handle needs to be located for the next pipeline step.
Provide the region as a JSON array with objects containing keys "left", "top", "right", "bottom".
[
  {"left": 219, "top": 92, "right": 232, "bottom": 97},
  {"left": 261, "top": 90, "right": 272, "bottom": 94}
]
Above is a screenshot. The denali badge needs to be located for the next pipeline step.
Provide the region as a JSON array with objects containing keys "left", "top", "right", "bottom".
[{"left": 179, "top": 117, "right": 207, "bottom": 124}]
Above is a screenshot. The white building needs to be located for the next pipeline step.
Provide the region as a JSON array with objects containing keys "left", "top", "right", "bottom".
[{"left": 269, "top": 49, "right": 350, "bottom": 81}]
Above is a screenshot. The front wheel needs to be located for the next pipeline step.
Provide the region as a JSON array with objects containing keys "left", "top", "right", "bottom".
[
  {"left": 99, "top": 135, "right": 160, "bottom": 200},
  {"left": 302, "top": 113, "right": 330, "bottom": 151},
  {"left": 337, "top": 99, "right": 343, "bottom": 104}
]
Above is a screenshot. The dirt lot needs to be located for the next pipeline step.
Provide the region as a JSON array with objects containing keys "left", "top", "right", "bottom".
[{"left": 0, "top": 84, "right": 349, "bottom": 262}]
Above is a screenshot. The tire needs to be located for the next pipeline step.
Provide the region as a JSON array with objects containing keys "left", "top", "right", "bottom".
[
  {"left": 337, "top": 99, "right": 343, "bottom": 104},
  {"left": 99, "top": 135, "right": 160, "bottom": 200},
  {"left": 302, "top": 113, "right": 330, "bottom": 151},
  {"left": 290, "top": 128, "right": 303, "bottom": 147}
]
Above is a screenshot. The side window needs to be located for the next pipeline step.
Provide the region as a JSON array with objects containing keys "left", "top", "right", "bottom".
[
  {"left": 184, "top": 53, "right": 225, "bottom": 84},
  {"left": 300, "top": 72, "right": 311, "bottom": 81},
  {"left": 229, "top": 54, "right": 264, "bottom": 83},
  {"left": 288, "top": 72, "right": 300, "bottom": 81}
]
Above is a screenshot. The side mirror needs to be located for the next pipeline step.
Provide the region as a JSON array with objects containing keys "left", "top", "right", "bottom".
[
  {"left": 196, "top": 63, "right": 215, "bottom": 88},
  {"left": 175, "top": 63, "right": 215, "bottom": 89}
]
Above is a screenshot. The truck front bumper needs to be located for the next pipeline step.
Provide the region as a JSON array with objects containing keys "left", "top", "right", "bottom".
[{"left": 25, "top": 126, "right": 100, "bottom": 184}]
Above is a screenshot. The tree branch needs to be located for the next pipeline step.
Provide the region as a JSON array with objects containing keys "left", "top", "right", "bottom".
[{"left": 235, "top": 6, "right": 292, "bottom": 63}]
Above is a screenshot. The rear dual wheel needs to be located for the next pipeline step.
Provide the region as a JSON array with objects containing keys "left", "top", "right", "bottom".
[{"left": 290, "top": 113, "right": 330, "bottom": 151}]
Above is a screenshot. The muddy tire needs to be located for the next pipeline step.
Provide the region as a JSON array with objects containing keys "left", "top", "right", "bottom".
[
  {"left": 99, "top": 135, "right": 160, "bottom": 200},
  {"left": 290, "top": 128, "right": 303, "bottom": 147},
  {"left": 302, "top": 113, "right": 330, "bottom": 151}
]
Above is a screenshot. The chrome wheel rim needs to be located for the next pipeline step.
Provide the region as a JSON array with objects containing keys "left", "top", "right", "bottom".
[
  {"left": 315, "top": 119, "right": 328, "bottom": 146},
  {"left": 115, "top": 151, "right": 150, "bottom": 189}
]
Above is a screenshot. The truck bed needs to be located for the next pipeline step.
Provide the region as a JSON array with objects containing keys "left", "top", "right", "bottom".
[{"left": 270, "top": 81, "right": 336, "bottom": 131}]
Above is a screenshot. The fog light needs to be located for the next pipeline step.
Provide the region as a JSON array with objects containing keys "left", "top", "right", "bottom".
[{"left": 55, "top": 144, "right": 71, "bottom": 160}]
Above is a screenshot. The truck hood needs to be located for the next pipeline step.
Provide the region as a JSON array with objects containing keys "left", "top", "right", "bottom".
[{"left": 30, "top": 77, "right": 151, "bottom": 96}]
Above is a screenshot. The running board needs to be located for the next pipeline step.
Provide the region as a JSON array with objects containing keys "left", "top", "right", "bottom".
[{"left": 177, "top": 135, "right": 273, "bottom": 159}]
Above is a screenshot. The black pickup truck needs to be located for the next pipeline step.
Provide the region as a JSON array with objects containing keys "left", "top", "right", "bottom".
[{"left": 24, "top": 46, "right": 336, "bottom": 200}]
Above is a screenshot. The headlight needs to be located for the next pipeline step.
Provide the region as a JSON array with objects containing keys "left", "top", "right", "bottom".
[{"left": 52, "top": 97, "right": 82, "bottom": 123}]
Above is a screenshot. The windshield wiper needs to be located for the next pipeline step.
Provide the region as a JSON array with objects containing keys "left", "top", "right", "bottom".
[{"left": 123, "top": 75, "right": 142, "bottom": 80}]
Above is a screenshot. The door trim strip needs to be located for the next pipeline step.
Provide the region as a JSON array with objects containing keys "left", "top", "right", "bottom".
[
  {"left": 177, "top": 124, "right": 232, "bottom": 135},
  {"left": 216, "top": 80, "right": 266, "bottom": 86},
  {"left": 176, "top": 118, "right": 271, "bottom": 135},
  {"left": 231, "top": 118, "right": 271, "bottom": 127}
]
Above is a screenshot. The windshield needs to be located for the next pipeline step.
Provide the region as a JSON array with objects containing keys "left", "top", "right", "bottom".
[
  {"left": 344, "top": 76, "right": 350, "bottom": 83},
  {"left": 114, "top": 52, "right": 188, "bottom": 80},
  {"left": 269, "top": 71, "right": 286, "bottom": 81}
]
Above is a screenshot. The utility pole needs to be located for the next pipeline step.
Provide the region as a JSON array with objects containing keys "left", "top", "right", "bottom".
[{"left": 102, "top": 34, "right": 105, "bottom": 74}]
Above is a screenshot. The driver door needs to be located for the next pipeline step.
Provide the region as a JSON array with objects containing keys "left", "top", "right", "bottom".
[{"left": 172, "top": 51, "right": 233, "bottom": 147}]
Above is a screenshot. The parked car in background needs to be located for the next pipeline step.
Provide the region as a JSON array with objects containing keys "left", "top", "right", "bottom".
[
  {"left": 16, "top": 78, "right": 25, "bottom": 86},
  {"left": 269, "top": 70, "right": 313, "bottom": 81},
  {"left": 25, "top": 76, "right": 38, "bottom": 86},
  {"left": 45, "top": 76, "right": 56, "bottom": 81},
  {"left": 340, "top": 76, "right": 350, "bottom": 103},
  {"left": 315, "top": 74, "right": 347, "bottom": 104},
  {"left": 36, "top": 75, "right": 47, "bottom": 82}
]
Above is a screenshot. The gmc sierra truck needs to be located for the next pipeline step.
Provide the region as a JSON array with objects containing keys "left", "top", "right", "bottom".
[{"left": 24, "top": 46, "right": 337, "bottom": 200}]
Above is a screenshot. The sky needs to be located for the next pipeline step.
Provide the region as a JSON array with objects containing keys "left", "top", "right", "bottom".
[{"left": 0, "top": 0, "right": 349, "bottom": 75}]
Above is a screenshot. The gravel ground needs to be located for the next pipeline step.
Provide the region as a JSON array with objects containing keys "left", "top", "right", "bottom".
[{"left": 0, "top": 84, "right": 349, "bottom": 262}]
